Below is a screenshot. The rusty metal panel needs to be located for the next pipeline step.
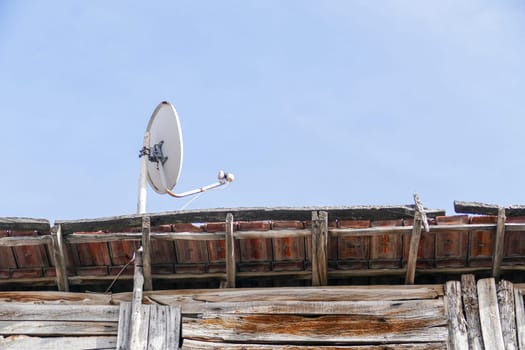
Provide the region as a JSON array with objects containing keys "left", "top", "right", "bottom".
[
  {"left": 402, "top": 218, "right": 436, "bottom": 269},
  {"left": 336, "top": 220, "right": 370, "bottom": 270},
  {"left": 74, "top": 235, "right": 112, "bottom": 266},
  {"left": 272, "top": 221, "right": 305, "bottom": 263}
]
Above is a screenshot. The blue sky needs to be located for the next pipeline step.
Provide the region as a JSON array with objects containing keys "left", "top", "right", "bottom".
[{"left": 1, "top": 1, "right": 524, "bottom": 221}]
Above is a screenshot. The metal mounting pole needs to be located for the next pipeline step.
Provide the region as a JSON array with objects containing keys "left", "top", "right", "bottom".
[{"left": 137, "top": 132, "right": 150, "bottom": 214}]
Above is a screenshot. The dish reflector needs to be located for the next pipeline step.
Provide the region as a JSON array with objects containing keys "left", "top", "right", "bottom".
[{"left": 145, "top": 101, "right": 183, "bottom": 194}]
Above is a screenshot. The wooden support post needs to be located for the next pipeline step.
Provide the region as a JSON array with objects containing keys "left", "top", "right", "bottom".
[
  {"left": 460, "top": 274, "right": 484, "bottom": 350},
  {"left": 225, "top": 213, "right": 236, "bottom": 288},
  {"left": 51, "top": 225, "right": 69, "bottom": 292},
  {"left": 130, "top": 247, "right": 145, "bottom": 349},
  {"left": 492, "top": 207, "right": 506, "bottom": 279},
  {"left": 444, "top": 280, "right": 469, "bottom": 350},
  {"left": 405, "top": 194, "right": 429, "bottom": 284},
  {"left": 311, "top": 211, "right": 328, "bottom": 286},
  {"left": 477, "top": 278, "right": 505, "bottom": 350},
  {"left": 142, "top": 216, "right": 152, "bottom": 291},
  {"left": 497, "top": 279, "right": 518, "bottom": 350},
  {"left": 515, "top": 289, "right": 525, "bottom": 350}
]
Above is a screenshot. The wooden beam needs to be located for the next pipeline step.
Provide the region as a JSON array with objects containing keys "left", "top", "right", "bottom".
[
  {"left": 142, "top": 216, "right": 152, "bottom": 291},
  {"left": 116, "top": 302, "right": 131, "bottom": 350},
  {"left": 477, "top": 278, "right": 505, "bottom": 350},
  {"left": 225, "top": 213, "right": 236, "bottom": 288},
  {"left": 444, "top": 280, "right": 469, "bottom": 350},
  {"left": 311, "top": 211, "right": 328, "bottom": 286},
  {"left": 55, "top": 206, "right": 446, "bottom": 234},
  {"left": 51, "top": 225, "right": 69, "bottom": 292},
  {"left": 497, "top": 279, "right": 518, "bottom": 350},
  {"left": 0, "top": 217, "right": 50, "bottom": 232},
  {"left": 0, "top": 235, "right": 52, "bottom": 247},
  {"left": 492, "top": 207, "right": 506, "bottom": 279},
  {"left": 455, "top": 200, "right": 525, "bottom": 217}
]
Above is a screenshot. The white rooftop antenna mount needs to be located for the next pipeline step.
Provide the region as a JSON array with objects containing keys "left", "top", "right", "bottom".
[{"left": 137, "top": 101, "right": 234, "bottom": 214}]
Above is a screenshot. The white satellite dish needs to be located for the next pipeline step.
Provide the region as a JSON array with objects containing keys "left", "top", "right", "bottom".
[{"left": 137, "top": 101, "right": 234, "bottom": 214}]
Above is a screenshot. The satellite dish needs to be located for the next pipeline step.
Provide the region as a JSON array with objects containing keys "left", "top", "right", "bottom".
[
  {"left": 137, "top": 101, "right": 234, "bottom": 214},
  {"left": 145, "top": 101, "right": 183, "bottom": 194}
]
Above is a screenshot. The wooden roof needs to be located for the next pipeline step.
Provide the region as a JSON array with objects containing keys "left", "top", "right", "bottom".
[{"left": 0, "top": 202, "right": 524, "bottom": 292}]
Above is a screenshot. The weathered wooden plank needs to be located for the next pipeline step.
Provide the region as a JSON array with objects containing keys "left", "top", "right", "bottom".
[
  {"left": 183, "top": 299, "right": 444, "bottom": 318},
  {"left": 234, "top": 229, "right": 310, "bottom": 239},
  {"left": 405, "top": 215, "right": 422, "bottom": 285},
  {"left": 460, "top": 274, "right": 484, "bottom": 350},
  {"left": 0, "top": 320, "right": 117, "bottom": 335},
  {"left": 138, "top": 285, "right": 444, "bottom": 305},
  {"left": 477, "top": 278, "right": 505, "bottom": 350},
  {"left": 0, "top": 303, "right": 119, "bottom": 321},
  {"left": 330, "top": 224, "right": 496, "bottom": 238},
  {"left": 0, "top": 217, "right": 50, "bottom": 232},
  {"left": 514, "top": 289, "right": 525, "bottom": 350},
  {"left": 0, "top": 235, "right": 52, "bottom": 247},
  {"left": 130, "top": 247, "right": 146, "bottom": 349},
  {"left": 166, "top": 305, "right": 181, "bottom": 350},
  {"left": 0, "top": 336, "right": 117, "bottom": 350},
  {"left": 142, "top": 216, "right": 153, "bottom": 291},
  {"left": 181, "top": 339, "right": 447, "bottom": 349},
  {"left": 444, "top": 281, "right": 469, "bottom": 350},
  {"left": 497, "top": 279, "right": 518, "bottom": 350},
  {"left": 0, "top": 291, "right": 114, "bottom": 304},
  {"left": 56, "top": 206, "right": 446, "bottom": 234},
  {"left": 311, "top": 211, "right": 328, "bottom": 286},
  {"left": 225, "top": 213, "right": 236, "bottom": 288},
  {"left": 51, "top": 225, "right": 69, "bottom": 292},
  {"left": 147, "top": 304, "right": 166, "bottom": 350},
  {"left": 182, "top": 313, "right": 448, "bottom": 343},
  {"left": 455, "top": 200, "right": 525, "bottom": 217},
  {"left": 117, "top": 301, "right": 132, "bottom": 350},
  {"left": 492, "top": 207, "right": 506, "bottom": 278}
]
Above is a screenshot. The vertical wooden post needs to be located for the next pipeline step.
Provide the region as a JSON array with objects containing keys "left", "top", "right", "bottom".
[
  {"left": 497, "top": 280, "right": 518, "bottom": 350},
  {"left": 225, "top": 213, "right": 236, "bottom": 288},
  {"left": 492, "top": 207, "right": 506, "bottom": 279},
  {"left": 142, "top": 216, "right": 152, "bottom": 291},
  {"left": 514, "top": 288, "right": 525, "bottom": 350},
  {"left": 477, "top": 278, "right": 505, "bottom": 350},
  {"left": 405, "top": 215, "right": 422, "bottom": 285},
  {"left": 311, "top": 211, "right": 328, "bottom": 286},
  {"left": 51, "top": 225, "right": 69, "bottom": 292},
  {"left": 130, "top": 247, "right": 146, "bottom": 349},
  {"left": 460, "top": 274, "right": 484, "bottom": 350},
  {"left": 405, "top": 194, "right": 428, "bottom": 284},
  {"left": 444, "top": 280, "right": 469, "bottom": 350}
]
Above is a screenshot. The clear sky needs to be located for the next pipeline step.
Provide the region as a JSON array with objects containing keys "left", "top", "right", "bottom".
[{"left": 1, "top": 1, "right": 524, "bottom": 221}]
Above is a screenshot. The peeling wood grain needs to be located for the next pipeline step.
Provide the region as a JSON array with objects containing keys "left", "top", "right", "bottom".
[
  {"left": 181, "top": 339, "right": 447, "bottom": 349},
  {"left": 182, "top": 313, "right": 448, "bottom": 343}
]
